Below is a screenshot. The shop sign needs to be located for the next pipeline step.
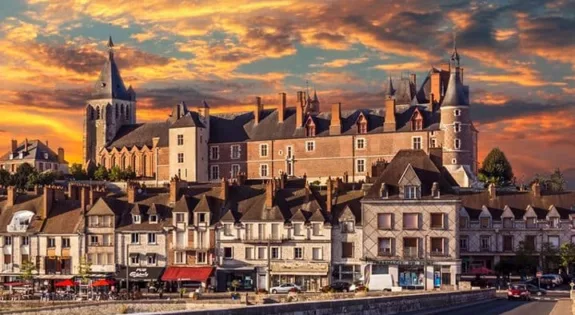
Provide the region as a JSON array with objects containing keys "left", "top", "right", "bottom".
[
  {"left": 373, "top": 260, "right": 424, "bottom": 266},
  {"left": 129, "top": 268, "right": 150, "bottom": 278},
  {"left": 270, "top": 262, "right": 329, "bottom": 274},
  {"left": 126, "top": 267, "right": 164, "bottom": 281}
]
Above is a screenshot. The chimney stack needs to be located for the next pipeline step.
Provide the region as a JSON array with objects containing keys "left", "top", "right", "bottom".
[
  {"left": 11, "top": 139, "right": 17, "bottom": 153},
  {"left": 58, "top": 148, "right": 65, "bottom": 164},
  {"left": 24, "top": 139, "right": 29, "bottom": 152},
  {"left": 296, "top": 91, "right": 304, "bottom": 128},
  {"left": 127, "top": 182, "right": 138, "bottom": 204},
  {"left": 7, "top": 186, "right": 17, "bottom": 207},
  {"left": 532, "top": 181, "right": 541, "bottom": 198},
  {"left": 280, "top": 172, "right": 287, "bottom": 189},
  {"left": 221, "top": 177, "right": 229, "bottom": 201},
  {"left": 409, "top": 73, "right": 417, "bottom": 87},
  {"left": 326, "top": 177, "right": 333, "bottom": 213},
  {"left": 431, "top": 182, "right": 440, "bottom": 198},
  {"left": 169, "top": 176, "right": 182, "bottom": 204},
  {"left": 80, "top": 186, "right": 90, "bottom": 212},
  {"left": 488, "top": 183, "right": 496, "bottom": 199},
  {"left": 330, "top": 103, "right": 342, "bottom": 135},
  {"left": 254, "top": 96, "right": 263, "bottom": 124},
  {"left": 278, "top": 93, "right": 286, "bottom": 123},
  {"left": 42, "top": 186, "right": 55, "bottom": 219},
  {"left": 383, "top": 97, "right": 396, "bottom": 132},
  {"left": 265, "top": 179, "right": 276, "bottom": 208}
]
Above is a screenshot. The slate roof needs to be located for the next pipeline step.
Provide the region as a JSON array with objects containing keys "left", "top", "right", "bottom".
[
  {"left": 107, "top": 122, "right": 169, "bottom": 149},
  {"left": 41, "top": 200, "right": 83, "bottom": 234},
  {"left": 0, "top": 194, "right": 44, "bottom": 233},
  {"left": 460, "top": 190, "right": 575, "bottom": 220},
  {"left": 0, "top": 140, "right": 67, "bottom": 164},
  {"left": 170, "top": 111, "right": 205, "bottom": 129},
  {"left": 441, "top": 68, "right": 469, "bottom": 107},
  {"left": 92, "top": 43, "right": 131, "bottom": 101}
]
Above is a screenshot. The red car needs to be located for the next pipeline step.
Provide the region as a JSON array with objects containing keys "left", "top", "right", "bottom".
[{"left": 507, "top": 283, "right": 531, "bottom": 301}]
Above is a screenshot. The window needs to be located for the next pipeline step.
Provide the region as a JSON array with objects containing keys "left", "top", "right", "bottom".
[
  {"left": 294, "top": 247, "right": 303, "bottom": 259},
  {"left": 293, "top": 223, "right": 303, "bottom": 236},
  {"left": 305, "top": 141, "right": 315, "bottom": 152},
  {"left": 177, "top": 153, "right": 184, "bottom": 163},
  {"left": 260, "top": 144, "right": 269, "bottom": 157},
  {"left": 430, "top": 138, "right": 437, "bottom": 148},
  {"left": 460, "top": 216, "right": 469, "bottom": 229},
  {"left": 21, "top": 236, "right": 29, "bottom": 246},
  {"left": 306, "top": 123, "right": 316, "bottom": 137},
  {"left": 480, "top": 217, "right": 491, "bottom": 228},
  {"left": 548, "top": 235, "right": 560, "bottom": 248},
  {"left": 403, "top": 213, "right": 419, "bottom": 230},
  {"left": 377, "top": 213, "right": 393, "bottom": 230},
  {"left": 412, "top": 137, "right": 422, "bottom": 150},
  {"left": 21, "top": 254, "right": 29, "bottom": 264},
  {"left": 131, "top": 233, "right": 140, "bottom": 244},
  {"left": 271, "top": 247, "right": 280, "bottom": 259},
  {"left": 231, "top": 145, "right": 240, "bottom": 159},
  {"left": 454, "top": 139, "right": 461, "bottom": 149},
  {"left": 210, "top": 165, "right": 219, "bottom": 180},
  {"left": 430, "top": 213, "right": 444, "bottom": 229},
  {"left": 503, "top": 235, "right": 514, "bottom": 251},
  {"left": 312, "top": 247, "right": 322, "bottom": 260},
  {"left": 430, "top": 238, "right": 444, "bottom": 255},
  {"left": 197, "top": 252, "right": 207, "bottom": 264},
  {"left": 404, "top": 185, "right": 419, "bottom": 199},
  {"left": 130, "top": 254, "right": 140, "bottom": 265},
  {"left": 102, "top": 216, "right": 111, "bottom": 227},
  {"left": 286, "top": 146, "right": 293, "bottom": 158},
  {"left": 224, "top": 247, "right": 233, "bottom": 259},
  {"left": 342, "top": 242, "right": 354, "bottom": 258},
  {"left": 245, "top": 247, "right": 254, "bottom": 260},
  {"left": 175, "top": 252, "right": 186, "bottom": 264},
  {"left": 356, "top": 138, "right": 366, "bottom": 149},
  {"left": 357, "top": 117, "right": 368, "bottom": 134},
  {"left": 460, "top": 236, "right": 468, "bottom": 251},
  {"left": 312, "top": 223, "right": 322, "bottom": 236},
  {"left": 90, "top": 235, "right": 99, "bottom": 246},
  {"left": 102, "top": 234, "right": 112, "bottom": 246},
  {"left": 454, "top": 109, "right": 461, "bottom": 116},
  {"left": 62, "top": 238, "right": 70, "bottom": 248},
  {"left": 503, "top": 217, "right": 513, "bottom": 228},
  {"left": 133, "top": 215, "right": 141, "bottom": 224},
  {"left": 525, "top": 235, "right": 536, "bottom": 250},
  {"left": 4, "top": 236, "right": 12, "bottom": 246},
  {"left": 223, "top": 224, "right": 233, "bottom": 236},
  {"left": 197, "top": 213, "right": 206, "bottom": 224},
  {"left": 550, "top": 217, "right": 560, "bottom": 228},
  {"left": 150, "top": 215, "right": 158, "bottom": 223},
  {"left": 341, "top": 221, "right": 354, "bottom": 233},
  {"left": 480, "top": 236, "right": 491, "bottom": 251},
  {"left": 39, "top": 162, "right": 44, "bottom": 172},
  {"left": 89, "top": 216, "right": 99, "bottom": 227},
  {"left": 260, "top": 164, "right": 269, "bottom": 177},
  {"left": 147, "top": 254, "right": 156, "bottom": 265},
  {"left": 148, "top": 233, "right": 156, "bottom": 244},
  {"left": 454, "top": 123, "right": 461, "bottom": 133},
  {"left": 176, "top": 213, "right": 185, "bottom": 223},
  {"left": 257, "top": 247, "right": 266, "bottom": 259},
  {"left": 210, "top": 146, "right": 220, "bottom": 160},
  {"left": 356, "top": 159, "right": 366, "bottom": 173},
  {"left": 378, "top": 238, "right": 392, "bottom": 256},
  {"left": 231, "top": 164, "right": 240, "bottom": 178},
  {"left": 525, "top": 217, "right": 536, "bottom": 228},
  {"left": 177, "top": 134, "right": 184, "bottom": 146}
]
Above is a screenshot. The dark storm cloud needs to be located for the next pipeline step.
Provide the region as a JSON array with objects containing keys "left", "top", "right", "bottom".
[{"left": 472, "top": 100, "right": 571, "bottom": 124}]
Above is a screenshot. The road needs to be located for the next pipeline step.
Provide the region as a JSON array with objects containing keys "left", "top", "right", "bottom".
[{"left": 419, "top": 298, "right": 557, "bottom": 315}]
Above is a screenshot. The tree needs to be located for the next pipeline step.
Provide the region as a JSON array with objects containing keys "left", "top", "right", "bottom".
[
  {"left": 94, "top": 165, "right": 109, "bottom": 181},
  {"left": 540, "top": 242, "right": 560, "bottom": 273},
  {"left": 479, "top": 148, "right": 514, "bottom": 187},
  {"left": 69, "top": 163, "right": 88, "bottom": 180},
  {"left": 124, "top": 167, "right": 136, "bottom": 181},
  {"left": 0, "top": 169, "right": 10, "bottom": 186},
  {"left": 28, "top": 171, "right": 57, "bottom": 188},
  {"left": 78, "top": 255, "right": 92, "bottom": 284},
  {"left": 514, "top": 241, "right": 538, "bottom": 276},
  {"left": 12, "top": 163, "right": 35, "bottom": 191},
  {"left": 559, "top": 243, "right": 575, "bottom": 274},
  {"left": 108, "top": 166, "right": 124, "bottom": 182},
  {"left": 20, "top": 259, "right": 36, "bottom": 285},
  {"left": 532, "top": 169, "right": 566, "bottom": 193}
]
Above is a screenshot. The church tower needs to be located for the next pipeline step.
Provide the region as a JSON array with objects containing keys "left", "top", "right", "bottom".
[
  {"left": 83, "top": 36, "right": 136, "bottom": 164},
  {"left": 440, "top": 40, "right": 478, "bottom": 187}
]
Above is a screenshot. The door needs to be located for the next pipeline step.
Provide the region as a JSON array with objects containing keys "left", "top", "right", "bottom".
[{"left": 258, "top": 274, "right": 267, "bottom": 290}]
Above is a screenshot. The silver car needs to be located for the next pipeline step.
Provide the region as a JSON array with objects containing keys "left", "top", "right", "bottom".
[{"left": 269, "top": 283, "right": 302, "bottom": 294}]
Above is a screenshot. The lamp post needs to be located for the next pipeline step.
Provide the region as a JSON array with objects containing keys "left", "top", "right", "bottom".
[
  {"left": 423, "top": 234, "right": 429, "bottom": 290},
  {"left": 125, "top": 238, "right": 130, "bottom": 291}
]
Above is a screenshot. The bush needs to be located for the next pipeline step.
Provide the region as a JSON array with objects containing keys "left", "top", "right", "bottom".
[{"left": 117, "top": 305, "right": 129, "bottom": 314}]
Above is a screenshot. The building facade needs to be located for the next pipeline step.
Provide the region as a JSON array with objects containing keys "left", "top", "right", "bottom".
[{"left": 0, "top": 139, "right": 69, "bottom": 174}]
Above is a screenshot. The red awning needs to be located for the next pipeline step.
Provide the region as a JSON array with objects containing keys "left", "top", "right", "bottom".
[
  {"left": 55, "top": 279, "right": 76, "bottom": 287},
  {"left": 161, "top": 267, "right": 214, "bottom": 282},
  {"left": 90, "top": 279, "right": 116, "bottom": 287}
]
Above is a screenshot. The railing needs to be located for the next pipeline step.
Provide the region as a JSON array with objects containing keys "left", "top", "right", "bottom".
[
  {"left": 378, "top": 249, "right": 393, "bottom": 256},
  {"left": 1, "top": 264, "right": 13, "bottom": 272},
  {"left": 429, "top": 249, "right": 447, "bottom": 256},
  {"left": 242, "top": 236, "right": 288, "bottom": 243},
  {"left": 89, "top": 243, "right": 114, "bottom": 247},
  {"left": 403, "top": 247, "right": 420, "bottom": 258}
]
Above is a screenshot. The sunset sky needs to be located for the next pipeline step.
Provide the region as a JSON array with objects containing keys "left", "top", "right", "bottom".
[{"left": 1, "top": 0, "right": 574, "bottom": 184}]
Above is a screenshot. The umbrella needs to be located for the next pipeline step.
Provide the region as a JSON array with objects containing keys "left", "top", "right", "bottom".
[
  {"left": 91, "top": 279, "right": 115, "bottom": 287},
  {"left": 55, "top": 279, "right": 75, "bottom": 287},
  {"left": 470, "top": 267, "right": 494, "bottom": 275}
]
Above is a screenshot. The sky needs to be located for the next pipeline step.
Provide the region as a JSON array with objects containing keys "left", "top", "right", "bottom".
[{"left": 0, "top": 0, "right": 574, "bottom": 185}]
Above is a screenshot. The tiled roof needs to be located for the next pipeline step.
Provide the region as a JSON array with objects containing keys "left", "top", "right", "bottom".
[
  {"left": 0, "top": 140, "right": 67, "bottom": 164},
  {"left": 41, "top": 200, "right": 83, "bottom": 234},
  {"left": 170, "top": 112, "right": 205, "bottom": 129},
  {"left": 0, "top": 194, "right": 44, "bottom": 233},
  {"left": 107, "top": 122, "right": 169, "bottom": 149}
]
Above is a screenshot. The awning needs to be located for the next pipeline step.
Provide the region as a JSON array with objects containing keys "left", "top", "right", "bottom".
[
  {"left": 90, "top": 279, "right": 116, "bottom": 287},
  {"left": 161, "top": 267, "right": 214, "bottom": 282},
  {"left": 126, "top": 267, "right": 164, "bottom": 281},
  {"left": 55, "top": 279, "right": 76, "bottom": 287}
]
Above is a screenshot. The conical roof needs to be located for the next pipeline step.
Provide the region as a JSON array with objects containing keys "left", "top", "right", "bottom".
[
  {"left": 441, "top": 68, "right": 468, "bottom": 107},
  {"left": 92, "top": 36, "right": 130, "bottom": 100}
]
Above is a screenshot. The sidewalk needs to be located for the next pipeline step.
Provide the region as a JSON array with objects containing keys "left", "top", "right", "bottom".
[{"left": 550, "top": 299, "right": 572, "bottom": 315}]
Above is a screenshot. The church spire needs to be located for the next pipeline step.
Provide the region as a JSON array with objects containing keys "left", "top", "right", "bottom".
[
  {"left": 385, "top": 76, "right": 395, "bottom": 97},
  {"left": 450, "top": 31, "right": 460, "bottom": 67},
  {"left": 92, "top": 36, "right": 130, "bottom": 100}
]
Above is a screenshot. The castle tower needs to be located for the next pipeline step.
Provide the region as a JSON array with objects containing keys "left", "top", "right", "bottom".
[
  {"left": 440, "top": 41, "right": 478, "bottom": 187},
  {"left": 83, "top": 36, "right": 137, "bottom": 164}
]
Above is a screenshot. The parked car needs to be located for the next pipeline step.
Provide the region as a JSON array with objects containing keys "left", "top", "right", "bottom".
[
  {"left": 349, "top": 281, "right": 368, "bottom": 292},
  {"left": 544, "top": 274, "right": 562, "bottom": 285},
  {"left": 525, "top": 284, "right": 547, "bottom": 296},
  {"left": 321, "top": 281, "right": 351, "bottom": 293},
  {"left": 269, "top": 283, "right": 302, "bottom": 294},
  {"left": 507, "top": 283, "right": 531, "bottom": 301},
  {"left": 526, "top": 276, "right": 556, "bottom": 289}
]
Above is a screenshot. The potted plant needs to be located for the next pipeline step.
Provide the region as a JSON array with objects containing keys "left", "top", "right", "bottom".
[{"left": 230, "top": 280, "right": 241, "bottom": 300}]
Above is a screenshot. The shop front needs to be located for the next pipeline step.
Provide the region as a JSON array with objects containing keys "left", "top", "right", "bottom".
[
  {"left": 270, "top": 262, "right": 329, "bottom": 292},
  {"left": 123, "top": 267, "right": 165, "bottom": 292},
  {"left": 161, "top": 266, "right": 214, "bottom": 293},
  {"left": 365, "top": 260, "right": 459, "bottom": 290},
  {"left": 215, "top": 266, "right": 256, "bottom": 292}
]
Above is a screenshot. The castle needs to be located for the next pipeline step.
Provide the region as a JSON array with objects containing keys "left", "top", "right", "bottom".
[{"left": 83, "top": 37, "right": 478, "bottom": 187}]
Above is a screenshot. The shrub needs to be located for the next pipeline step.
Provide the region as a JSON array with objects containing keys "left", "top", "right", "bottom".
[{"left": 118, "top": 305, "right": 129, "bottom": 314}]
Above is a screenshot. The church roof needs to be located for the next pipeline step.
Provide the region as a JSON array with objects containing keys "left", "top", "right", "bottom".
[
  {"left": 92, "top": 37, "right": 131, "bottom": 101},
  {"left": 441, "top": 68, "right": 469, "bottom": 107},
  {"left": 107, "top": 122, "right": 169, "bottom": 149}
]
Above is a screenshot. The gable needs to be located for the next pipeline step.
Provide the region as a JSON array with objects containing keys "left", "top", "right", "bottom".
[
  {"left": 398, "top": 164, "right": 422, "bottom": 187},
  {"left": 501, "top": 205, "right": 514, "bottom": 219},
  {"left": 547, "top": 205, "right": 560, "bottom": 218},
  {"left": 523, "top": 205, "right": 537, "bottom": 218}
]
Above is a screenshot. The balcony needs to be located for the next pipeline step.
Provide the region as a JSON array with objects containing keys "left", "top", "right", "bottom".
[
  {"left": 377, "top": 249, "right": 393, "bottom": 257},
  {"left": 429, "top": 249, "right": 448, "bottom": 257},
  {"left": 174, "top": 244, "right": 212, "bottom": 251},
  {"left": 1, "top": 264, "right": 13, "bottom": 273},
  {"left": 403, "top": 247, "right": 420, "bottom": 258},
  {"left": 242, "top": 236, "right": 287, "bottom": 244},
  {"left": 89, "top": 243, "right": 114, "bottom": 247}
]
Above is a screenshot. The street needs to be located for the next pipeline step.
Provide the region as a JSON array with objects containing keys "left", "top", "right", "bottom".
[{"left": 420, "top": 298, "right": 557, "bottom": 315}]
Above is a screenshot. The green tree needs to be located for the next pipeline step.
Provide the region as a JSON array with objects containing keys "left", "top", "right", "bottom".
[
  {"left": 514, "top": 241, "right": 538, "bottom": 276},
  {"left": 12, "top": 163, "right": 35, "bottom": 190},
  {"left": 559, "top": 243, "right": 575, "bottom": 274},
  {"left": 28, "top": 171, "right": 57, "bottom": 188},
  {"left": 124, "top": 167, "right": 136, "bottom": 181},
  {"left": 109, "top": 166, "right": 124, "bottom": 182},
  {"left": 540, "top": 242, "right": 560, "bottom": 273},
  {"left": 479, "top": 148, "right": 514, "bottom": 187},
  {"left": 69, "top": 163, "right": 88, "bottom": 180},
  {"left": 78, "top": 255, "right": 92, "bottom": 284},
  {"left": 20, "top": 259, "right": 36, "bottom": 285},
  {"left": 94, "top": 165, "right": 109, "bottom": 181},
  {"left": 0, "top": 169, "right": 11, "bottom": 186},
  {"left": 532, "top": 169, "right": 566, "bottom": 193}
]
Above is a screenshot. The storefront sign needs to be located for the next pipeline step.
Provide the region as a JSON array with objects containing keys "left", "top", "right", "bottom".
[
  {"left": 373, "top": 260, "right": 424, "bottom": 266},
  {"left": 126, "top": 267, "right": 164, "bottom": 281},
  {"left": 270, "top": 262, "right": 329, "bottom": 274}
]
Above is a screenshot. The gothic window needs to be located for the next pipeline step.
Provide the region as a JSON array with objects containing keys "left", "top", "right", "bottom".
[
  {"left": 88, "top": 106, "right": 95, "bottom": 120},
  {"left": 106, "top": 104, "right": 112, "bottom": 120},
  {"left": 110, "top": 156, "right": 116, "bottom": 168},
  {"left": 125, "top": 105, "right": 130, "bottom": 120},
  {"left": 100, "top": 157, "right": 106, "bottom": 167},
  {"left": 115, "top": 104, "right": 119, "bottom": 118},
  {"left": 411, "top": 110, "right": 423, "bottom": 131},
  {"left": 142, "top": 155, "right": 148, "bottom": 177},
  {"left": 122, "top": 156, "right": 127, "bottom": 170},
  {"left": 131, "top": 155, "right": 137, "bottom": 171},
  {"left": 96, "top": 106, "right": 101, "bottom": 120},
  {"left": 357, "top": 114, "right": 368, "bottom": 134}
]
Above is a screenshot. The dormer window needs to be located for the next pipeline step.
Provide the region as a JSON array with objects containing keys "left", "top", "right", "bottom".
[
  {"left": 357, "top": 114, "right": 368, "bottom": 134},
  {"left": 525, "top": 217, "right": 536, "bottom": 228},
  {"left": 411, "top": 110, "right": 423, "bottom": 131},
  {"left": 404, "top": 185, "right": 419, "bottom": 199},
  {"left": 44, "top": 153, "right": 49, "bottom": 160},
  {"left": 342, "top": 221, "right": 355, "bottom": 233},
  {"left": 133, "top": 215, "right": 141, "bottom": 224},
  {"left": 550, "top": 217, "right": 559, "bottom": 228},
  {"left": 480, "top": 217, "right": 491, "bottom": 229},
  {"left": 176, "top": 213, "right": 185, "bottom": 223},
  {"left": 306, "top": 124, "right": 316, "bottom": 137},
  {"left": 459, "top": 216, "right": 469, "bottom": 229},
  {"left": 503, "top": 217, "right": 513, "bottom": 228},
  {"left": 198, "top": 213, "right": 207, "bottom": 224},
  {"left": 149, "top": 215, "right": 158, "bottom": 223},
  {"left": 19, "top": 152, "right": 24, "bottom": 159}
]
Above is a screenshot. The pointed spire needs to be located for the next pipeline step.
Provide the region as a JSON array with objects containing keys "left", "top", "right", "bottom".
[
  {"left": 386, "top": 76, "right": 395, "bottom": 96},
  {"left": 107, "top": 35, "right": 114, "bottom": 49},
  {"left": 202, "top": 99, "right": 210, "bottom": 108},
  {"left": 92, "top": 35, "right": 130, "bottom": 100},
  {"left": 313, "top": 88, "right": 319, "bottom": 102},
  {"left": 451, "top": 30, "right": 460, "bottom": 67},
  {"left": 442, "top": 63, "right": 468, "bottom": 107}
]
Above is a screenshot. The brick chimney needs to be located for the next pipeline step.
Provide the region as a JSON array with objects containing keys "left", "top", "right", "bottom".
[
  {"left": 127, "top": 182, "right": 138, "bottom": 204},
  {"left": 169, "top": 176, "right": 182, "bottom": 204},
  {"left": 11, "top": 139, "right": 17, "bottom": 153},
  {"left": 296, "top": 91, "right": 304, "bottom": 128},
  {"left": 265, "top": 179, "right": 276, "bottom": 208},
  {"left": 326, "top": 177, "right": 333, "bottom": 213},
  {"left": 279, "top": 172, "right": 287, "bottom": 189},
  {"left": 409, "top": 73, "right": 416, "bottom": 87},
  {"left": 278, "top": 93, "right": 286, "bottom": 123},
  {"left": 7, "top": 186, "right": 17, "bottom": 207},
  {"left": 42, "top": 186, "right": 54, "bottom": 219},
  {"left": 221, "top": 177, "right": 229, "bottom": 201},
  {"left": 254, "top": 96, "right": 263, "bottom": 124},
  {"left": 58, "top": 148, "right": 65, "bottom": 164},
  {"left": 24, "top": 138, "right": 29, "bottom": 152},
  {"left": 532, "top": 182, "right": 541, "bottom": 198},
  {"left": 330, "top": 103, "right": 342, "bottom": 135},
  {"left": 488, "top": 183, "right": 496, "bottom": 199},
  {"left": 431, "top": 182, "right": 440, "bottom": 198},
  {"left": 80, "top": 186, "right": 90, "bottom": 212},
  {"left": 383, "top": 97, "right": 396, "bottom": 132}
]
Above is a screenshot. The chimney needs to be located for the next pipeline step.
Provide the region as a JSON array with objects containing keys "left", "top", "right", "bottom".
[
  {"left": 278, "top": 93, "right": 286, "bottom": 123},
  {"left": 169, "top": 176, "right": 181, "bottom": 204},
  {"left": 42, "top": 186, "right": 54, "bottom": 219},
  {"left": 280, "top": 172, "right": 287, "bottom": 189},
  {"left": 430, "top": 71, "right": 441, "bottom": 105},
  {"left": 7, "top": 186, "right": 17, "bottom": 207},
  {"left": 379, "top": 183, "right": 388, "bottom": 199},
  {"left": 11, "top": 139, "right": 17, "bottom": 153},
  {"left": 221, "top": 177, "right": 229, "bottom": 201},
  {"left": 90, "top": 185, "right": 107, "bottom": 205},
  {"left": 265, "top": 179, "right": 276, "bottom": 208},
  {"left": 296, "top": 92, "right": 304, "bottom": 128},
  {"left": 80, "top": 186, "right": 90, "bottom": 212},
  {"left": 431, "top": 182, "right": 440, "bottom": 198},
  {"left": 254, "top": 96, "right": 263, "bottom": 124},
  {"left": 58, "top": 148, "right": 65, "bottom": 164},
  {"left": 409, "top": 73, "right": 417, "bottom": 86},
  {"left": 383, "top": 97, "right": 396, "bottom": 132},
  {"left": 127, "top": 182, "right": 138, "bottom": 204},
  {"left": 45, "top": 140, "right": 49, "bottom": 147},
  {"left": 326, "top": 177, "right": 333, "bottom": 213},
  {"left": 532, "top": 182, "right": 541, "bottom": 198},
  {"left": 488, "top": 183, "right": 496, "bottom": 199},
  {"left": 24, "top": 138, "right": 29, "bottom": 152},
  {"left": 330, "top": 103, "right": 342, "bottom": 135}
]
